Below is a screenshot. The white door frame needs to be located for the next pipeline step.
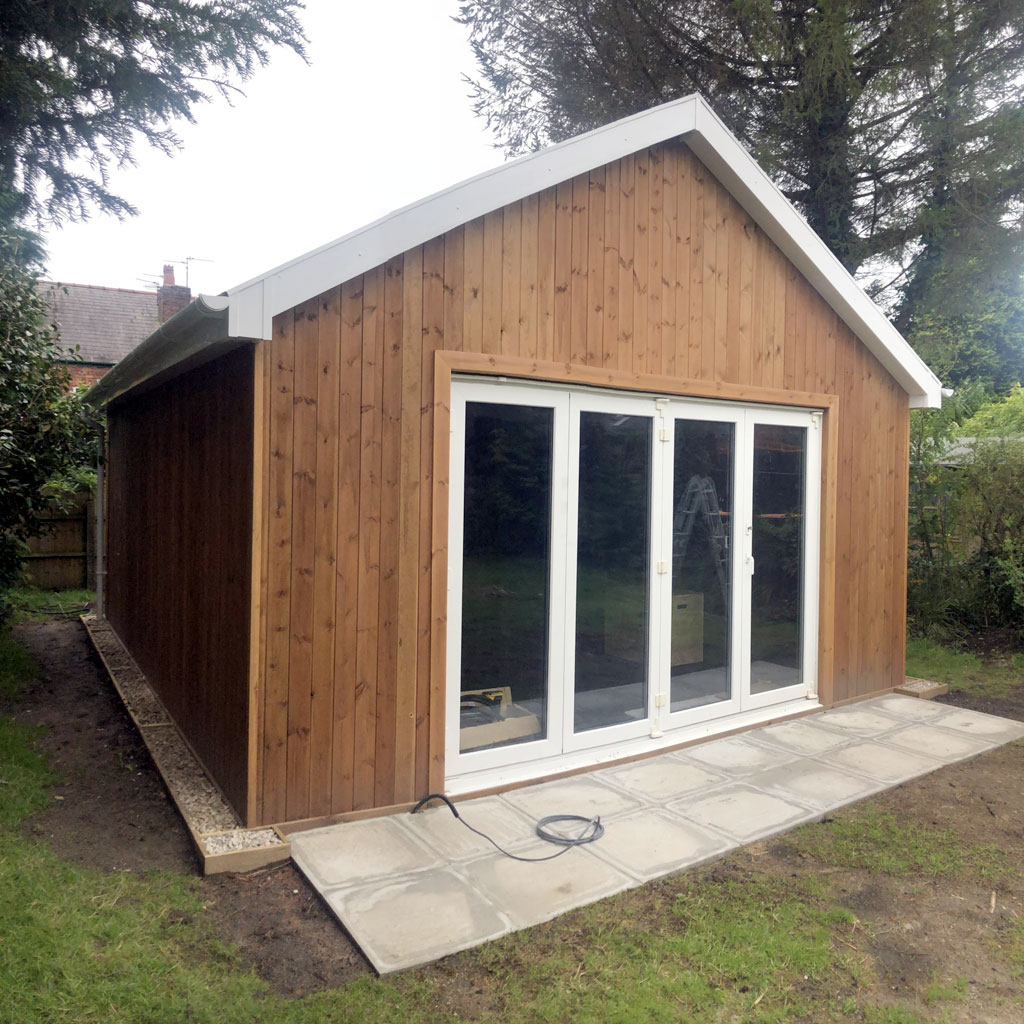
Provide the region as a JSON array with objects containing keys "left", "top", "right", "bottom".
[{"left": 446, "top": 377, "right": 822, "bottom": 783}]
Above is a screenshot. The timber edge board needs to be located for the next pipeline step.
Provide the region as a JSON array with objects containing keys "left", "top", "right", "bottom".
[{"left": 80, "top": 615, "right": 291, "bottom": 876}]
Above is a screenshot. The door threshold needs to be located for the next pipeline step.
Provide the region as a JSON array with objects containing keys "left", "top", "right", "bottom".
[{"left": 445, "top": 696, "right": 822, "bottom": 797}]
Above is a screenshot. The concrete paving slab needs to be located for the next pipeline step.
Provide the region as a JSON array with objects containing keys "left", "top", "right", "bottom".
[
  {"left": 598, "top": 755, "right": 727, "bottom": 803},
  {"left": 818, "top": 740, "right": 943, "bottom": 784},
  {"left": 500, "top": 774, "right": 642, "bottom": 821},
  {"left": 322, "top": 868, "right": 511, "bottom": 974},
  {"left": 288, "top": 695, "right": 1024, "bottom": 974},
  {"left": 751, "top": 718, "right": 856, "bottom": 757},
  {"left": 882, "top": 723, "right": 995, "bottom": 762},
  {"left": 400, "top": 797, "right": 537, "bottom": 862},
  {"left": 459, "top": 847, "right": 632, "bottom": 929},
  {"left": 588, "top": 809, "right": 732, "bottom": 882},
  {"left": 291, "top": 816, "right": 437, "bottom": 889},
  {"left": 817, "top": 705, "right": 908, "bottom": 735},
  {"left": 679, "top": 735, "right": 800, "bottom": 775},
  {"left": 871, "top": 693, "right": 956, "bottom": 719},
  {"left": 670, "top": 784, "right": 816, "bottom": 842},
  {"left": 752, "top": 759, "right": 885, "bottom": 811},
  {"left": 923, "top": 708, "right": 1024, "bottom": 743}
]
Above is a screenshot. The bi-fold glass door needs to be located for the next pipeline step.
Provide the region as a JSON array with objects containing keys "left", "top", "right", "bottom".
[{"left": 446, "top": 379, "right": 821, "bottom": 779}]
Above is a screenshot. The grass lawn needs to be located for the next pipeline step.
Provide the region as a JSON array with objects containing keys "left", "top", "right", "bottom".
[
  {"left": 5, "top": 586, "right": 94, "bottom": 621},
  {"left": 906, "top": 635, "right": 1024, "bottom": 700},
  {"left": 1, "top": 604, "right": 1022, "bottom": 1022}
]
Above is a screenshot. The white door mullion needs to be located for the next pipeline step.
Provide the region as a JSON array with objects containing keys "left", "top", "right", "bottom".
[
  {"left": 735, "top": 411, "right": 755, "bottom": 711},
  {"left": 546, "top": 392, "right": 571, "bottom": 750},
  {"left": 559, "top": 396, "right": 582, "bottom": 749},
  {"left": 649, "top": 399, "right": 671, "bottom": 737}
]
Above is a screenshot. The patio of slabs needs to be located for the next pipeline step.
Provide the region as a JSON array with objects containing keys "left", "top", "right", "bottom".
[{"left": 289, "top": 695, "right": 1024, "bottom": 974}]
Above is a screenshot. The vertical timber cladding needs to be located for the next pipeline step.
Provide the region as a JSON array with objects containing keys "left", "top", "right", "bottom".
[
  {"left": 256, "top": 139, "right": 910, "bottom": 824},
  {"left": 106, "top": 346, "right": 255, "bottom": 820}
]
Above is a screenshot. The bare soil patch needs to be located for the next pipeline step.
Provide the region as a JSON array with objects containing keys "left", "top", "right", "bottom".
[{"left": 6, "top": 619, "right": 1024, "bottom": 1015}]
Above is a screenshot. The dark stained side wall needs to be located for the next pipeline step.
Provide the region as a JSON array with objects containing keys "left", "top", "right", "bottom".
[{"left": 106, "top": 346, "right": 255, "bottom": 820}]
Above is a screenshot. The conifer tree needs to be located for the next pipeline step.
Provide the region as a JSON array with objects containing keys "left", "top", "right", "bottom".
[
  {"left": 457, "top": 1, "right": 1024, "bottom": 385},
  {"left": 0, "top": 0, "right": 307, "bottom": 226}
]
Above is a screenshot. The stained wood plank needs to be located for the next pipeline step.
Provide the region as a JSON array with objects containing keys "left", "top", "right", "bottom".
[
  {"left": 632, "top": 151, "right": 650, "bottom": 374},
  {"left": 569, "top": 173, "right": 590, "bottom": 365},
  {"left": 394, "top": 246, "right": 423, "bottom": 804},
  {"left": 646, "top": 150, "right": 664, "bottom": 375},
  {"left": 263, "top": 314, "right": 296, "bottom": 823},
  {"left": 353, "top": 267, "right": 384, "bottom": 809},
  {"left": 285, "top": 298, "right": 320, "bottom": 822},
  {"left": 417, "top": 237, "right": 446, "bottom": 795},
  {"left": 660, "top": 151, "right": 677, "bottom": 377},
  {"left": 443, "top": 227, "right": 465, "bottom": 355},
  {"left": 247, "top": 339, "right": 271, "bottom": 825},
  {"left": 520, "top": 192, "right": 540, "bottom": 360},
  {"left": 501, "top": 202, "right": 522, "bottom": 355},
  {"left": 586, "top": 167, "right": 606, "bottom": 367},
  {"left": 374, "top": 256, "right": 404, "bottom": 807},
  {"left": 617, "top": 155, "right": 636, "bottom": 373},
  {"left": 481, "top": 210, "right": 504, "bottom": 355},
  {"left": 330, "top": 278, "right": 364, "bottom": 813},
  {"left": 701, "top": 172, "right": 718, "bottom": 379},
  {"left": 713, "top": 185, "right": 730, "bottom": 381},
  {"left": 602, "top": 159, "right": 620, "bottom": 368},
  {"left": 462, "top": 218, "right": 484, "bottom": 353},
  {"left": 673, "top": 150, "right": 691, "bottom": 377},
  {"left": 688, "top": 156, "right": 704, "bottom": 378},
  {"left": 307, "top": 288, "right": 341, "bottom": 819},
  {"left": 553, "top": 180, "right": 573, "bottom": 364}
]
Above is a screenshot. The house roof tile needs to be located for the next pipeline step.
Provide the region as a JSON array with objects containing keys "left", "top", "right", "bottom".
[{"left": 39, "top": 282, "right": 160, "bottom": 365}]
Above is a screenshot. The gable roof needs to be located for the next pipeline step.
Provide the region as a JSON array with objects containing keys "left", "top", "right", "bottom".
[
  {"left": 40, "top": 281, "right": 160, "bottom": 365},
  {"left": 89, "top": 94, "right": 942, "bottom": 408}
]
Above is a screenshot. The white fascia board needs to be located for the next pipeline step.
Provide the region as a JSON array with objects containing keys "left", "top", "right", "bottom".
[{"left": 223, "top": 92, "right": 940, "bottom": 407}]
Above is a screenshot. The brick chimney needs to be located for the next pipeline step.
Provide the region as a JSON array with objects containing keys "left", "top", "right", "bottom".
[{"left": 157, "top": 263, "right": 191, "bottom": 322}]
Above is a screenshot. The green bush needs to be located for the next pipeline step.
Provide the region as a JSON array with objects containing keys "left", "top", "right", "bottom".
[{"left": 909, "top": 405, "right": 1024, "bottom": 640}]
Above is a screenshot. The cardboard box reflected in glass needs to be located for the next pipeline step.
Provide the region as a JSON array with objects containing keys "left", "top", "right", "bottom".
[{"left": 460, "top": 686, "right": 542, "bottom": 751}]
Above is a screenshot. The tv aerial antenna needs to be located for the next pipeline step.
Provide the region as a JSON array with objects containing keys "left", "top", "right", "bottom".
[{"left": 163, "top": 255, "right": 213, "bottom": 288}]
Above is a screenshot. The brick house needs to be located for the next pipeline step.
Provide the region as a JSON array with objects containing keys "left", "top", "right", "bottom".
[{"left": 40, "top": 265, "right": 191, "bottom": 387}]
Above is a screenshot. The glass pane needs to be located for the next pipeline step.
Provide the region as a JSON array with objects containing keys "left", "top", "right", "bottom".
[
  {"left": 670, "top": 420, "right": 734, "bottom": 712},
  {"left": 751, "top": 424, "right": 806, "bottom": 692},
  {"left": 574, "top": 411, "right": 651, "bottom": 732},
  {"left": 460, "top": 402, "right": 552, "bottom": 752}
]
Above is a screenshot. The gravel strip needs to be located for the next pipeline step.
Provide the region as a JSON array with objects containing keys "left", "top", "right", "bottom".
[{"left": 202, "top": 829, "right": 283, "bottom": 854}]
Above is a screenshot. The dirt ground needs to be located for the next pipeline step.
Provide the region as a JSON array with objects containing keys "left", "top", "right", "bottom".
[
  {"left": 9, "top": 620, "right": 368, "bottom": 998},
  {"left": 7, "top": 619, "right": 1024, "bottom": 1013}
]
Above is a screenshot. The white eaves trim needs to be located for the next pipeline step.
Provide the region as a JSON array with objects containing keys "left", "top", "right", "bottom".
[{"left": 225, "top": 93, "right": 940, "bottom": 408}]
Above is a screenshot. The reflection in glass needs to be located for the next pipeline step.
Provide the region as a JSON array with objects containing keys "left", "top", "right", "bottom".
[
  {"left": 751, "top": 424, "right": 806, "bottom": 692},
  {"left": 460, "top": 402, "right": 552, "bottom": 752},
  {"left": 574, "top": 412, "right": 651, "bottom": 732},
  {"left": 671, "top": 420, "right": 734, "bottom": 711}
]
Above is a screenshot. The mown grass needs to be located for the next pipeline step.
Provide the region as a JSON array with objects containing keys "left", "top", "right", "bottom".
[
  {"left": 0, "top": 610, "right": 1017, "bottom": 1022},
  {"left": 790, "top": 804, "right": 1015, "bottom": 885},
  {"left": 906, "top": 636, "right": 1024, "bottom": 699}
]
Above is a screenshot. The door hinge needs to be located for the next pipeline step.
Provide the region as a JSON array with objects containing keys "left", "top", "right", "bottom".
[
  {"left": 656, "top": 560, "right": 668, "bottom": 574},
  {"left": 659, "top": 427, "right": 670, "bottom": 443},
  {"left": 811, "top": 410, "right": 823, "bottom": 431},
  {"left": 654, "top": 693, "right": 667, "bottom": 708}
]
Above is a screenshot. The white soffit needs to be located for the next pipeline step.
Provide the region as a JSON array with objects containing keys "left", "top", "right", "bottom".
[{"left": 225, "top": 93, "right": 940, "bottom": 407}]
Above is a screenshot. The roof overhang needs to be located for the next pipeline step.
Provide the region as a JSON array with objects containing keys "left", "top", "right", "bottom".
[
  {"left": 94, "top": 93, "right": 943, "bottom": 409},
  {"left": 86, "top": 294, "right": 239, "bottom": 407}
]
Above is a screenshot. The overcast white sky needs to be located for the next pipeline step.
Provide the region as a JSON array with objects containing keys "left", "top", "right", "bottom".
[{"left": 41, "top": 1, "right": 500, "bottom": 298}]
